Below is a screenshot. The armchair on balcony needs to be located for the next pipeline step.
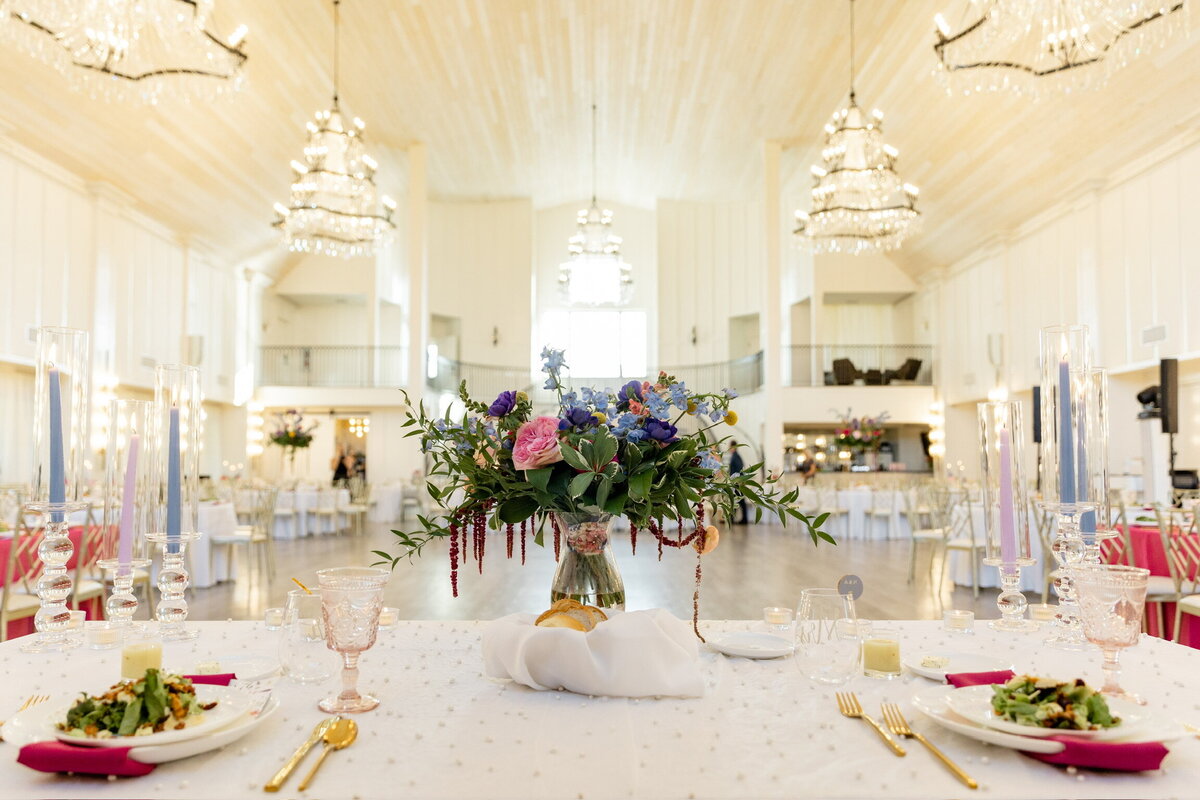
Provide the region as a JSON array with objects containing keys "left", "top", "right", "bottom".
[
  {"left": 830, "top": 358, "right": 860, "bottom": 386},
  {"left": 884, "top": 358, "right": 922, "bottom": 384}
]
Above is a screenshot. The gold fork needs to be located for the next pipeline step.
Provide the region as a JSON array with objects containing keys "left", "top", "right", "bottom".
[
  {"left": 0, "top": 694, "right": 50, "bottom": 741},
  {"left": 835, "top": 692, "right": 906, "bottom": 756},
  {"left": 881, "top": 702, "right": 977, "bottom": 789}
]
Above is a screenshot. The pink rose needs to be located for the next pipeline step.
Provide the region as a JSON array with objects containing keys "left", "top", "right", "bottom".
[{"left": 513, "top": 416, "right": 564, "bottom": 471}]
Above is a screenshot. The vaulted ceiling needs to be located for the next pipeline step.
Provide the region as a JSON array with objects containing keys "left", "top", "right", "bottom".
[{"left": 0, "top": 0, "right": 1196, "bottom": 274}]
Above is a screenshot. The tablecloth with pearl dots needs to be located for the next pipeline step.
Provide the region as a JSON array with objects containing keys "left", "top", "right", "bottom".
[{"left": 2, "top": 619, "right": 1200, "bottom": 798}]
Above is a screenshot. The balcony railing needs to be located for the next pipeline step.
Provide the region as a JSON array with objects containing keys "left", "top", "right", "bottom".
[
  {"left": 259, "top": 346, "right": 406, "bottom": 388},
  {"left": 427, "top": 357, "right": 538, "bottom": 401},
  {"left": 526, "top": 352, "right": 766, "bottom": 404},
  {"left": 785, "top": 344, "right": 932, "bottom": 387}
]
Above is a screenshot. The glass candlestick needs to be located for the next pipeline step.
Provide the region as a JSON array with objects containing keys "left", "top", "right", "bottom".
[
  {"left": 147, "top": 530, "right": 201, "bottom": 641},
  {"left": 24, "top": 326, "right": 91, "bottom": 654},
  {"left": 978, "top": 401, "right": 1039, "bottom": 632}
]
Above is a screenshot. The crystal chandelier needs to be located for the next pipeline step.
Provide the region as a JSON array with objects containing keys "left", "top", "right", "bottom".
[
  {"left": 0, "top": 0, "right": 248, "bottom": 103},
  {"left": 273, "top": 0, "right": 394, "bottom": 259},
  {"left": 794, "top": 0, "right": 921, "bottom": 256},
  {"left": 933, "top": 1, "right": 1187, "bottom": 95}
]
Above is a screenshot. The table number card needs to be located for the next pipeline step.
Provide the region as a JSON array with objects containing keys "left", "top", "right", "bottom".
[{"left": 837, "top": 574, "right": 864, "bottom": 600}]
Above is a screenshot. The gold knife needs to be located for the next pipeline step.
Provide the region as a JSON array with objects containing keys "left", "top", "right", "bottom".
[{"left": 263, "top": 717, "right": 338, "bottom": 792}]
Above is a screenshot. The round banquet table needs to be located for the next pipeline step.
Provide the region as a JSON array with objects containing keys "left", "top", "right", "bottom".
[
  {"left": 189, "top": 502, "right": 240, "bottom": 589},
  {"left": 794, "top": 487, "right": 909, "bottom": 540},
  {"left": 2, "top": 618, "right": 1200, "bottom": 799},
  {"left": 1112, "top": 522, "right": 1199, "bottom": 645},
  {"left": 368, "top": 483, "right": 405, "bottom": 523},
  {"left": 946, "top": 503, "right": 1045, "bottom": 592}
]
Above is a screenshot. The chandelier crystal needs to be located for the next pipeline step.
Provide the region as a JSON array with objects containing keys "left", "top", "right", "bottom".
[
  {"left": 933, "top": 1, "right": 1187, "bottom": 95},
  {"left": 272, "top": 0, "right": 394, "bottom": 259},
  {"left": 0, "top": 0, "right": 248, "bottom": 103},
  {"left": 795, "top": 0, "right": 921, "bottom": 256}
]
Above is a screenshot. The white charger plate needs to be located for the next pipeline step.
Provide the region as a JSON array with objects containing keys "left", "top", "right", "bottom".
[
  {"left": 708, "top": 632, "right": 793, "bottom": 659},
  {"left": 902, "top": 652, "right": 1014, "bottom": 682},
  {"left": 179, "top": 654, "right": 280, "bottom": 683},
  {"left": 944, "top": 684, "right": 1145, "bottom": 741},
  {"left": 128, "top": 694, "right": 278, "bottom": 764},
  {"left": 5, "top": 685, "right": 256, "bottom": 750}
]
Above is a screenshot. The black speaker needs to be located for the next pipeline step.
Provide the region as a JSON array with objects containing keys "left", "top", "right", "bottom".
[
  {"left": 1161, "top": 358, "right": 1179, "bottom": 434},
  {"left": 1032, "top": 386, "right": 1042, "bottom": 444}
]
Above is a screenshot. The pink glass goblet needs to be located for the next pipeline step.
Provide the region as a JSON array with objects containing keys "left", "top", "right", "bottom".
[
  {"left": 1072, "top": 564, "right": 1150, "bottom": 705},
  {"left": 317, "top": 567, "right": 390, "bottom": 714}
]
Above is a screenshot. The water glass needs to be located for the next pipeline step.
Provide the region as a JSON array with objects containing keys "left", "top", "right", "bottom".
[
  {"left": 1073, "top": 564, "right": 1149, "bottom": 703},
  {"left": 318, "top": 566, "right": 389, "bottom": 714},
  {"left": 794, "top": 588, "right": 861, "bottom": 685},
  {"left": 280, "top": 590, "right": 335, "bottom": 684}
]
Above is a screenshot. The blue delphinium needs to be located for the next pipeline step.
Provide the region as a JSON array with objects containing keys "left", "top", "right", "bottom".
[
  {"left": 709, "top": 408, "right": 727, "bottom": 423},
  {"left": 723, "top": 387, "right": 739, "bottom": 399},
  {"left": 692, "top": 400, "right": 711, "bottom": 418},
  {"left": 698, "top": 450, "right": 723, "bottom": 471},
  {"left": 645, "top": 392, "right": 672, "bottom": 420},
  {"left": 612, "top": 412, "right": 639, "bottom": 438},
  {"left": 668, "top": 381, "right": 688, "bottom": 409},
  {"left": 625, "top": 427, "right": 648, "bottom": 443},
  {"left": 541, "top": 346, "right": 567, "bottom": 372}
]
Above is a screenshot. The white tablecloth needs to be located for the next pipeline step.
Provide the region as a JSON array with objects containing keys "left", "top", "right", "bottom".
[
  {"left": 797, "top": 488, "right": 910, "bottom": 540},
  {"left": 190, "top": 502, "right": 239, "bottom": 589},
  {"left": 368, "top": 484, "right": 405, "bottom": 523},
  {"left": 3, "top": 619, "right": 1198, "bottom": 798},
  {"left": 271, "top": 489, "right": 351, "bottom": 539}
]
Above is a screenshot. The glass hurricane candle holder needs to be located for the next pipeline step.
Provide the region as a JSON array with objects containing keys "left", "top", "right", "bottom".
[
  {"left": 98, "top": 399, "right": 154, "bottom": 637},
  {"left": 978, "top": 401, "right": 1038, "bottom": 632},
  {"left": 23, "top": 326, "right": 91, "bottom": 653},
  {"left": 318, "top": 567, "right": 390, "bottom": 714},
  {"left": 1038, "top": 324, "right": 1097, "bottom": 649},
  {"left": 150, "top": 364, "right": 202, "bottom": 642},
  {"left": 1079, "top": 368, "right": 1116, "bottom": 564}
]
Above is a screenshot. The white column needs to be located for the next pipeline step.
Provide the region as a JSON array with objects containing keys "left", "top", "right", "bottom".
[
  {"left": 761, "top": 142, "right": 784, "bottom": 473},
  {"left": 406, "top": 143, "right": 429, "bottom": 395}
]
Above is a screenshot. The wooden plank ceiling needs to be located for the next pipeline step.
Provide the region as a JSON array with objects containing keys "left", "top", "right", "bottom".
[{"left": 0, "top": 0, "right": 1195, "bottom": 273}]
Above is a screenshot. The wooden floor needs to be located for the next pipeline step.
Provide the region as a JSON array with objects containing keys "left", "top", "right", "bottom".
[{"left": 179, "top": 520, "right": 1014, "bottom": 623}]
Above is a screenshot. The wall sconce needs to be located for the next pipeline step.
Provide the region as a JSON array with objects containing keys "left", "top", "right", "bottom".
[
  {"left": 691, "top": 326, "right": 697, "bottom": 346},
  {"left": 492, "top": 326, "right": 499, "bottom": 347}
]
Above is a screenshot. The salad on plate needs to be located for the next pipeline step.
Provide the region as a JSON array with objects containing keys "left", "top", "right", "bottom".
[
  {"left": 57, "top": 669, "right": 216, "bottom": 739},
  {"left": 990, "top": 675, "right": 1120, "bottom": 731}
]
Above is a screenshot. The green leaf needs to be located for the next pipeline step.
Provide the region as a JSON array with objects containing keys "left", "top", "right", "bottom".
[
  {"left": 498, "top": 495, "right": 539, "bottom": 523},
  {"left": 592, "top": 425, "right": 619, "bottom": 466},
  {"left": 603, "top": 490, "right": 627, "bottom": 515},
  {"left": 569, "top": 472, "right": 594, "bottom": 499},
  {"left": 526, "top": 467, "right": 553, "bottom": 492},
  {"left": 560, "top": 444, "right": 590, "bottom": 472},
  {"left": 628, "top": 470, "right": 653, "bottom": 500},
  {"left": 596, "top": 475, "right": 612, "bottom": 509}
]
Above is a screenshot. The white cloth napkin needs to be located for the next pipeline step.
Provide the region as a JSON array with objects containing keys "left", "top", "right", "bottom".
[{"left": 482, "top": 608, "right": 706, "bottom": 698}]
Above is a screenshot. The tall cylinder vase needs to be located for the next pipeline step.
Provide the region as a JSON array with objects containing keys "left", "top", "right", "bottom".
[
  {"left": 24, "top": 326, "right": 91, "bottom": 653},
  {"left": 550, "top": 511, "right": 626, "bottom": 611}
]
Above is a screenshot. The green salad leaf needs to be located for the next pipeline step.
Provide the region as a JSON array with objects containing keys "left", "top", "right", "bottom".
[
  {"left": 58, "top": 669, "right": 210, "bottom": 738},
  {"left": 990, "top": 675, "right": 1121, "bottom": 731}
]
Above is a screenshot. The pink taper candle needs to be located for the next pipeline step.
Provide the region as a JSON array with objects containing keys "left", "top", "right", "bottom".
[
  {"left": 117, "top": 434, "right": 139, "bottom": 568},
  {"left": 998, "top": 426, "right": 1016, "bottom": 565}
]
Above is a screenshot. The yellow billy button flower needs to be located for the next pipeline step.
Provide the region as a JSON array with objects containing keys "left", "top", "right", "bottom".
[
  {"left": 687, "top": 400, "right": 697, "bottom": 413},
  {"left": 725, "top": 410, "right": 739, "bottom": 426},
  {"left": 515, "top": 391, "right": 529, "bottom": 403},
  {"left": 592, "top": 411, "right": 607, "bottom": 425}
]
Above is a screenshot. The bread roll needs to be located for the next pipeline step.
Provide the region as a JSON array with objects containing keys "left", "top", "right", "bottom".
[{"left": 535, "top": 612, "right": 588, "bottom": 631}]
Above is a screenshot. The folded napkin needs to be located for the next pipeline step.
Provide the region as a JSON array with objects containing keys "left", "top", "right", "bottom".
[
  {"left": 184, "top": 672, "right": 236, "bottom": 686},
  {"left": 482, "top": 608, "right": 705, "bottom": 698},
  {"left": 944, "top": 669, "right": 1169, "bottom": 771},
  {"left": 945, "top": 669, "right": 1015, "bottom": 687},
  {"left": 17, "top": 742, "right": 156, "bottom": 777}
]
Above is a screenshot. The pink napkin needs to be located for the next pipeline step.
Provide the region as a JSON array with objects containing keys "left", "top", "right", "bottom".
[
  {"left": 943, "top": 669, "right": 1170, "bottom": 771},
  {"left": 16, "top": 672, "right": 238, "bottom": 777},
  {"left": 945, "top": 669, "right": 1015, "bottom": 687},
  {"left": 17, "top": 742, "right": 156, "bottom": 777},
  {"left": 183, "top": 672, "right": 236, "bottom": 686}
]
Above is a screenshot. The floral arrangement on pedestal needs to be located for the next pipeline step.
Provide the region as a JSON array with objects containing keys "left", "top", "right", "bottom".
[
  {"left": 834, "top": 408, "right": 889, "bottom": 451},
  {"left": 378, "top": 347, "right": 833, "bottom": 638},
  {"left": 269, "top": 409, "right": 318, "bottom": 464}
]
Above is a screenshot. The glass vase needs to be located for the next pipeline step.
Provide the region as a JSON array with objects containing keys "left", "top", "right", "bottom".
[{"left": 549, "top": 511, "right": 626, "bottom": 611}]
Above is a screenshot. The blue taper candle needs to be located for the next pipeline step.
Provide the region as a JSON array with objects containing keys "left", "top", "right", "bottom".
[
  {"left": 1058, "top": 360, "right": 1076, "bottom": 507},
  {"left": 167, "top": 406, "right": 181, "bottom": 555},
  {"left": 48, "top": 367, "right": 65, "bottom": 522}
]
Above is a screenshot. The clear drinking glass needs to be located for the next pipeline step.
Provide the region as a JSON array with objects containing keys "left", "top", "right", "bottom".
[
  {"left": 317, "top": 566, "right": 389, "bottom": 713},
  {"left": 280, "top": 590, "right": 335, "bottom": 684},
  {"left": 795, "top": 588, "right": 861, "bottom": 685},
  {"left": 1073, "top": 564, "right": 1149, "bottom": 704}
]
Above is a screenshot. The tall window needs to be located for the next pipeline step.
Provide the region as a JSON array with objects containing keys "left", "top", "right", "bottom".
[{"left": 541, "top": 310, "right": 647, "bottom": 378}]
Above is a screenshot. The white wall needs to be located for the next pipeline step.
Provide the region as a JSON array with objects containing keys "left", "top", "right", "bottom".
[
  {"left": 922, "top": 136, "right": 1200, "bottom": 476},
  {"left": 428, "top": 199, "right": 533, "bottom": 367}
]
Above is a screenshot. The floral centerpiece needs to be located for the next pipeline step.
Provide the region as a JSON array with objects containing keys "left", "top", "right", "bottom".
[
  {"left": 834, "top": 408, "right": 889, "bottom": 451},
  {"left": 269, "top": 409, "right": 318, "bottom": 464},
  {"left": 377, "top": 348, "right": 832, "bottom": 639}
]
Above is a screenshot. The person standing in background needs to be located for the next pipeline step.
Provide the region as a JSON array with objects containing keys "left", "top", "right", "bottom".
[
  {"left": 798, "top": 449, "right": 818, "bottom": 484},
  {"left": 728, "top": 440, "right": 748, "bottom": 524},
  {"left": 332, "top": 444, "right": 350, "bottom": 486}
]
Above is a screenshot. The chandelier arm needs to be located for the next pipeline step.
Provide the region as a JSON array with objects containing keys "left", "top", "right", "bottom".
[
  {"left": 333, "top": 0, "right": 341, "bottom": 106},
  {"left": 276, "top": 206, "right": 395, "bottom": 224},
  {"left": 848, "top": 0, "right": 855, "bottom": 99}
]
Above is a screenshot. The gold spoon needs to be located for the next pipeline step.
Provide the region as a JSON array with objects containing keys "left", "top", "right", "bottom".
[{"left": 297, "top": 717, "right": 357, "bottom": 791}]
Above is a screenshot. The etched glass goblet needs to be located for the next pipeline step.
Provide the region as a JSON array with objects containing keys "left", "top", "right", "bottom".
[
  {"left": 1073, "top": 564, "right": 1149, "bottom": 704},
  {"left": 317, "top": 567, "right": 389, "bottom": 713}
]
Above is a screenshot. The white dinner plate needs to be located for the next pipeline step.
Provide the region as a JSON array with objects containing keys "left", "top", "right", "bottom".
[
  {"left": 944, "top": 684, "right": 1145, "bottom": 741},
  {"left": 179, "top": 654, "right": 280, "bottom": 683},
  {"left": 5, "top": 685, "right": 257, "bottom": 750},
  {"left": 128, "top": 694, "right": 278, "bottom": 764},
  {"left": 911, "top": 685, "right": 1065, "bottom": 754},
  {"left": 708, "top": 632, "right": 793, "bottom": 659},
  {"left": 902, "top": 652, "right": 1014, "bottom": 682}
]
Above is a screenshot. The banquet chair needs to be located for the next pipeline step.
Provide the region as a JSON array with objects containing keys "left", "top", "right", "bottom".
[
  {"left": 209, "top": 487, "right": 278, "bottom": 584},
  {"left": 867, "top": 484, "right": 897, "bottom": 539},
  {"left": 902, "top": 485, "right": 948, "bottom": 586},
  {"left": 342, "top": 478, "right": 370, "bottom": 536},
  {"left": 940, "top": 490, "right": 982, "bottom": 599},
  {"left": 1, "top": 516, "right": 50, "bottom": 641},
  {"left": 1139, "top": 504, "right": 1191, "bottom": 637},
  {"left": 1033, "top": 501, "right": 1057, "bottom": 603},
  {"left": 1168, "top": 533, "right": 1200, "bottom": 642},
  {"left": 311, "top": 488, "right": 342, "bottom": 535},
  {"left": 70, "top": 507, "right": 107, "bottom": 613},
  {"left": 816, "top": 487, "right": 848, "bottom": 536}
]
